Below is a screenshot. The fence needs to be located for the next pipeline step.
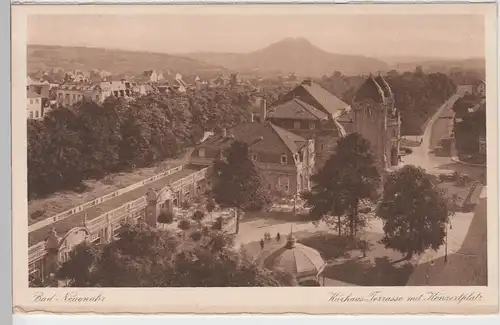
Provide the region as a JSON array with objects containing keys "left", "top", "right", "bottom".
[
  {"left": 28, "top": 165, "right": 185, "bottom": 233},
  {"left": 28, "top": 166, "right": 211, "bottom": 265}
]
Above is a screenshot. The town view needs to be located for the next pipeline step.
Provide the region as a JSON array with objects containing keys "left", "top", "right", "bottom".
[{"left": 26, "top": 14, "right": 487, "bottom": 288}]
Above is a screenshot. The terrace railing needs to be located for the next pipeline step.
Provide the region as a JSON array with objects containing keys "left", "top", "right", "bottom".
[
  {"left": 28, "top": 166, "right": 211, "bottom": 264},
  {"left": 28, "top": 165, "right": 185, "bottom": 233}
]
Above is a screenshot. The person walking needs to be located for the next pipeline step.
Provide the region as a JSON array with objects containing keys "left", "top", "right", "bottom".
[
  {"left": 276, "top": 232, "right": 281, "bottom": 242},
  {"left": 260, "top": 239, "right": 265, "bottom": 250}
]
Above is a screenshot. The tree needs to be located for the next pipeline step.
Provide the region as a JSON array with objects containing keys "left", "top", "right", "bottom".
[
  {"left": 191, "top": 210, "right": 205, "bottom": 226},
  {"left": 212, "top": 141, "right": 271, "bottom": 233},
  {"left": 56, "top": 222, "right": 293, "bottom": 287},
  {"left": 56, "top": 242, "right": 100, "bottom": 287},
  {"left": 158, "top": 210, "right": 175, "bottom": 225},
  {"left": 377, "top": 165, "right": 450, "bottom": 261},
  {"left": 178, "top": 219, "right": 191, "bottom": 239},
  {"left": 302, "top": 133, "right": 381, "bottom": 237}
]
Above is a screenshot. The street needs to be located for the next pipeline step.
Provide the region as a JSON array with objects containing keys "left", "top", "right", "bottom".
[{"left": 404, "top": 89, "right": 488, "bottom": 285}]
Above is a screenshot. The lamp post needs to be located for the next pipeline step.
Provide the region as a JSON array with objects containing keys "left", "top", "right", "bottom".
[{"left": 444, "top": 219, "right": 452, "bottom": 263}]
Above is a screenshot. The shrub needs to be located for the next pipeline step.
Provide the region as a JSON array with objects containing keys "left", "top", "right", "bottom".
[
  {"left": 190, "top": 231, "right": 202, "bottom": 242},
  {"left": 191, "top": 210, "right": 205, "bottom": 224},
  {"left": 157, "top": 210, "right": 175, "bottom": 224}
]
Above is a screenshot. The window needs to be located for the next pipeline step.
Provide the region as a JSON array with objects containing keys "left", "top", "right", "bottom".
[
  {"left": 198, "top": 148, "right": 206, "bottom": 157},
  {"left": 29, "top": 99, "right": 33, "bottom": 105},
  {"left": 72, "top": 94, "right": 76, "bottom": 100},
  {"left": 35, "top": 98, "right": 39, "bottom": 104},
  {"left": 280, "top": 154, "right": 288, "bottom": 164},
  {"left": 278, "top": 177, "right": 290, "bottom": 194},
  {"left": 251, "top": 154, "right": 258, "bottom": 161},
  {"left": 294, "top": 121, "right": 301, "bottom": 129},
  {"left": 309, "top": 122, "right": 316, "bottom": 129},
  {"left": 35, "top": 111, "right": 39, "bottom": 118},
  {"left": 29, "top": 111, "right": 33, "bottom": 119}
]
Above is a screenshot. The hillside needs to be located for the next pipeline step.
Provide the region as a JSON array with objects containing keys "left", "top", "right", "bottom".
[
  {"left": 183, "top": 38, "right": 389, "bottom": 77},
  {"left": 389, "top": 57, "right": 485, "bottom": 75},
  {"left": 27, "top": 44, "right": 229, "bottom": 77}
]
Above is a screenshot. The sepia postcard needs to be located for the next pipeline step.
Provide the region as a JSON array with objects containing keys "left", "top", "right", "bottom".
[{"left": 11, "top": 3, "right": 498, "bottom": 315}]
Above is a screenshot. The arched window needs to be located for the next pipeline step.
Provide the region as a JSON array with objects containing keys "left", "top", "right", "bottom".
[
  {"left": 280, "top": 154, "right": 288, "bottom": 164},
  {"left": 277, "top": 177, "right": 290, "bottom": 194}
]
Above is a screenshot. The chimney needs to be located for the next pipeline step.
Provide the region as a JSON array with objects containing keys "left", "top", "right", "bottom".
[
  {"left": 251, "top": 112, "right": 255, "bottom": 123},
  {"left": 260, "top": 98, "right": 267, "bottom": 124},
  {"left": 222, "top": 128, "right": 227, "bottom": 137}
]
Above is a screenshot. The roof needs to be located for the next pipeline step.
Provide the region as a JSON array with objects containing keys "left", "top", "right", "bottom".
[
  {"left": 353, "top": 76, "right": 386, "bottom": 104},
  {"left": 297, "top": 80, "right": 349, "bottom": 118},
  {"left": 268, "top": 98, "right": 329, "bottom": 121},
  {"left": 58, "top": 84, "right": 97, "bottom": 91},
  {"left": 195, "top": 122, "right": 308, "bottom": 156},
  {"left": 374, "top": 75, "right": 393, "bottom": 98},
  {"left": 263, "top": 235, "right": 325, "bottom": 279},
  {"left": 27, "top": 90, "right": 41, "bottom": 98}
]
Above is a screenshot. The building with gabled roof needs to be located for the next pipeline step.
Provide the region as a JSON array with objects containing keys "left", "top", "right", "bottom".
[
  {"left": 257, "top": 80, "right": 350, "bottom": 171},
  {"left": 273, "top": 79, "right": 350, "bottom": 119},
  {"left": 190, "top": 110, "right": 315, "bottom": 197}
]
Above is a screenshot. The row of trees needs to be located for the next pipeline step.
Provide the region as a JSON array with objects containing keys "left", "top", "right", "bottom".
[
  {"left": 54, "top": 222, "right": 294, "bottom": 287},
  {"left": 302, "top": 133, "right": 452, "bottom": 261},
  {"left": 28, "top": 87, "right": 277, "bottom": 199}
]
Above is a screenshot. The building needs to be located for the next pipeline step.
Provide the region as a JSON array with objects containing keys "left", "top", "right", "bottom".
[
  {"left": 56, "top": 84, "right": 100, "bottom": 107},
  {"left": 472, "top": 80, "right": 486, "bottom": 97},
  {"left": 263, "top": 233, "right": 326, "bottom": 286},
  {"left": 164, "top": 73, "right": 188, "bottom": 93},
  {"left": 351, "top": 75, "right": 401, "bottom": 172},
  {"left": 261, "top": 80, "right": 350, "bottom": 171},
  {"left": 190, "top": 109, "right": 315, "bottom": 197},
  {"left": 27, "top": 90, "right": 43, "bottom": 120},
  {"left": 141, "top": 70, "right": 163, "bottom": 83},
  {"left": 99, "top": 80, "right": 134, "bottom": 101}
]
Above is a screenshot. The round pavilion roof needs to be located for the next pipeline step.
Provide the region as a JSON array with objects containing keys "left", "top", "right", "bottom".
[{"left": 264, "top": 235, "right": 326, "bottom": 279}]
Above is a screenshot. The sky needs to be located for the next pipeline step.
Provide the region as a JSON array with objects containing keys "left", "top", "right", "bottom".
[{"left": 28, "top": 14, "right": 485, "bottom": 60}]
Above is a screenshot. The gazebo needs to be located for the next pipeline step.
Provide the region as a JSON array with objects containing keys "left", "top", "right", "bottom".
[{"left": 264, "top": 233, "right": 326, "bottom": 286}]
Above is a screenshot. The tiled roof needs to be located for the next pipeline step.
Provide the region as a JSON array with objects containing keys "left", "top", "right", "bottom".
[
  {"left": 268, "top": 98, "right": 329, "bottom": 121},
  {"left": 353, "top": 76, "right": 385, "bottom": 104},
  {"left": 298, "top": 80, "right": 349, "bottom": 117},
  {"left": 195, "top": 122, "right": 308, "bottom": 156}
]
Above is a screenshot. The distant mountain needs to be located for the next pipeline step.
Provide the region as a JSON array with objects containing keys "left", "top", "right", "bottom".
[
  {"left": 183, "top": 38, "right": 389, "bottom": 77},
  {"left": 27, "top": 45, "right": 228, "bottom": 78}
]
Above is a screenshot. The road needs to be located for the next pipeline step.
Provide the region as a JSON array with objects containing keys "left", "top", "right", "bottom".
[{"left": 404, "top": 89, "right": 488, "bottom": 286}]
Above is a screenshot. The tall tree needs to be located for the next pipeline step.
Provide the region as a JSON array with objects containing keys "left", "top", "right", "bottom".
[
  {"left": 56, "top": 222, "right": 294, "bottom": 287},
  {"left": 212, "top": 141, "right": 271, "bottom": 233},
  {"left": 302, "top": 133, "right": 380, "bottom": 237},
  {"left": 377, "top": 165, "right": 450, "bottom": 261}
]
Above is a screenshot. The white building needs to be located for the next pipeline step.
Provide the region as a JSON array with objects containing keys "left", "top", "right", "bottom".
[{"left": 27, "top": 90, "right": 43, "bottom": 120}]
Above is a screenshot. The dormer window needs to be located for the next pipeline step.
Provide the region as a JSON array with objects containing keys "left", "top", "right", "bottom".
[
  {"left": 280, "top": 154, "right": 288, "bottom": 164},
  {"left": 251, "top": 154, "right": 258, "bottom": 162},
  {"left": 198, "top": 148, "right": 206, "bottom": 157}
]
